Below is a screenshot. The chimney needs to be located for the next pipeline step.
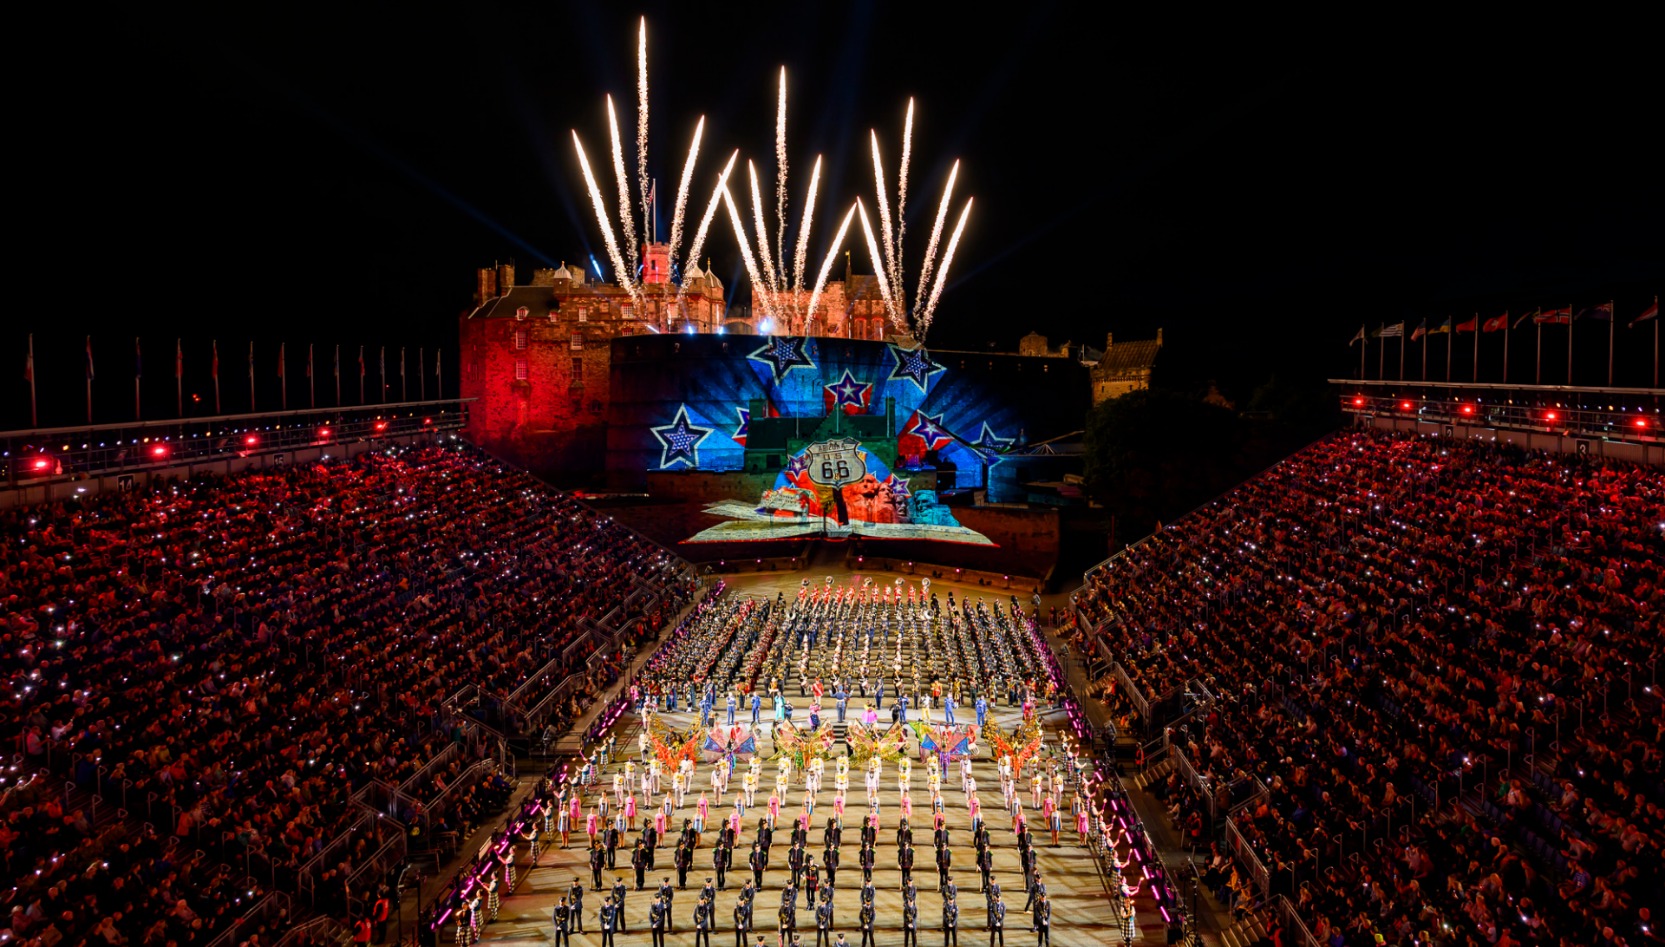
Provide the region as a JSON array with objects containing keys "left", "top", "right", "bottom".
[
  {"left": 1105, "top": 332, "right": 1114, "bottom": 351},
  {"left": 497, "top": 261, "right": 516, "bottom": 294},
  {"left": 1156, "top": 327, "right": 1164, "bottom": 346},
  {"left": 475, "top": 267, "right": 493, "bottom": 306}
]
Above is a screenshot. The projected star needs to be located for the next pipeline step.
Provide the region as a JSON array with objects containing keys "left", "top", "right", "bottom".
[
  {"left": 825, "top": 370, "right": 872, "bottom": 411},
  {"left": 907, "top": 412, "right": 953, "bottom": 451},
  {"left": 970, "top": 422, "right": 1015, "bottom": 466},
  {"left": 732, "top": 407, "right": 751, "bottom": 447},
  {"left": 784, "top": 453, "right": 811, "bottom": 477},
  {"left": 888, "top": 344, "right": 945, "bottom": 393},
  {"left": 651, "top": 405, "right": 713, "bottom": 469},
  {"left": 748, "top": 335, "right": 816, "bottom": 385}
]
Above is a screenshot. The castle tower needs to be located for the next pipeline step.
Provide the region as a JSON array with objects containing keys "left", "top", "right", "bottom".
[{"left": 642, "top": 242, "right": 671, "bottom": 285}]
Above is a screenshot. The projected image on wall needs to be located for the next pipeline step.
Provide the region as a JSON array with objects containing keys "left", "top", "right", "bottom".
[{"left": 687, "top": 438, "right": 993, "bottom": 544}]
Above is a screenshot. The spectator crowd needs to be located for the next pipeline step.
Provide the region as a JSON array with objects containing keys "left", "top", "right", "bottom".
[
  {"left": 1075, "top": 429, "right": 1663, "bottom": 947},
  {"left": 3, "top": 443, "right": 692, "bottom": 945}
]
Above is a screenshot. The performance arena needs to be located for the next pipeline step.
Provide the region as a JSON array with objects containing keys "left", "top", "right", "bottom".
[{"left": 4, "top": 409, "right": 1661, "bottom": 947}]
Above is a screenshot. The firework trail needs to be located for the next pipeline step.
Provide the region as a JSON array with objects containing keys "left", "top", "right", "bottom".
[
  {"left": 573, "top": 131, "right": 637, "bottom": 300},
  {"left": 722, "top": 184, "right": 775, "bottom": 322},
  {"left": 746, "top": 160, "right": 781, "bottom": 293},
  {"left": 804, "top": 202, "right": 857, "bottom": 334},
  {"left": 793, "top": 155, "right": 823, "bottom": 296},
  {"left": 869, "top": 130, "right": 898, "bottom": 304},
  {"left": 637, "top": 18, "right": 650, "bottom": 241},
  {"left": 913, "top": 159, "right": 958, "bottom": 313},
  {"left": 677, "top": 150, "right": 738, "bottom": 311},
  {"left": 918, "top": 197, "right": 972, "bottom": 333},
  {"left": 894, "top": 98, "right": 914, "bottom": 298},
  {"left": 668, "top": 116, "right": 705, "bottom": 269},
  {"left": 774, "top": 67, "right": 789, "bottom": 296},
  {"left": 855, "top": 198, "right": 903, "bottom": 331},
  {"left": 605, "top": 95, "right": 640, "bottom": 275}
]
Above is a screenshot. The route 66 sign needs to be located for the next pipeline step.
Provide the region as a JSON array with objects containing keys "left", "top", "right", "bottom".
[{"left": 803, "top": 438, "right": 867, "bottom": 487}]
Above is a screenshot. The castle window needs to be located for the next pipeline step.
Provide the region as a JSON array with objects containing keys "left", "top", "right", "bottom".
[
  {"left": 513, "top": 328, "right": 529, "bottom": 350},
  {"left": 570, "top": 357, "right": 584, "bottom": 386},
  {"left": 577, "top": 306, "right": 588, "bottom": 323},
  {"left": 515, "top": 306, "right": 528, "bottom": 321},
  {"left": 514, "top": 357, "right": 528, "bottom": 381}
]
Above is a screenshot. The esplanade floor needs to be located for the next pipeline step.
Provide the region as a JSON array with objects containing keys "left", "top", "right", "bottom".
[{"left": 470, "top": 572, "right": 1167, "bottom": 946}]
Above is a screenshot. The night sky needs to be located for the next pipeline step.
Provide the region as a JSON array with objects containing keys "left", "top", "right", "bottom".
[{"left": 11, "top": 4, "right": 1661, "bottom": 429}]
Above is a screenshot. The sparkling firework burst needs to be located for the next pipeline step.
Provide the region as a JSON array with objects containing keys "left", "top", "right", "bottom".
[
  {"left": 571, "top": 18, "right": 714, "bottom": 327},
  {"left": 860, "top": 100, "right": 972, "bottom": 340},
  {"left": 723, "top": 67, "right": 860, "bottom": 335}
]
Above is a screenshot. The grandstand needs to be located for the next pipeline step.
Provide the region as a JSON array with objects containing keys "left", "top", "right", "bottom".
[{"left": 5, "top": 405, "right": 1661, "bottom": 947}]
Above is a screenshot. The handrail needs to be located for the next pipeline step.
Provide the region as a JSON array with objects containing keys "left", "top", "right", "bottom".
[
  {"left": 1273, "top": 894, "right": 1320, "bottom": 947},
  {"left": 1225, "top": 815, "right": 1271, "bottom": 899}
]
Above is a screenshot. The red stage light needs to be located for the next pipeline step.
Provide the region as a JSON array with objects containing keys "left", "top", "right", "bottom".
[
  {"left": 318, "top": 425, "right": 331, "bottom": 438},
  {"left": 244, "top": 435, "right": 259, "bottom": 447},
  {"left": 151, "top": 445, "right": 170, "bottom": 458},
  {"left": 373, "top": 421, "right": 389, "bottom": 433},
  {"left": 422, "top": 418, "right": 432, "bottom": 425},
  {"left": 1545, "top": 412, "right": 1558, "bottom": 422},
  {"left": 1636, "top": 418, "right": 1649, "bottom": 429},
  {"left": 1353, "top": 397, "right": 1364, "bottom": 406},
  {"left": 32, "top": 457, "right": 50, "bottom": 471},
  {"left": 1400, "top": 401, "right": 1413, "bottom": 410},
  {"left": 1461, "top": 405, "right": 1474, "bottom": 416}
]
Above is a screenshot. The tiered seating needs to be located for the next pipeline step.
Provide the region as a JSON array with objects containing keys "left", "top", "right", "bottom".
[
  {"left": 2, "top": 443, "right": 692, "bottom": 943},
  {"left": 1074, "top": 429, "right": 1663, "bottom": 946}
]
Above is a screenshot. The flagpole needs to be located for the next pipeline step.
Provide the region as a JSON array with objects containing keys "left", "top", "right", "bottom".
[
  {"left": 1421, "top": 327, "right": 1427, "bottom": 381},
  {"left": 1399, "top": 333, "right": 1405, "bottom": 381},
  {"left": 334, "top": 344, "right": 341, "bottom": 406},
  {"left": 379, "top": 345, "right": 386, "bottom": 404},
  {"left": 1503, "top": 317, "right": 1510, "bottom": 384},
  {"left": 280, "top": 342, "right": 287, "bottom": 411},
  {"left": 27, "top": 333, "right": 36, "bottom": 428},
  {"left": 1608, "top": 299, "right": 1615, "bottom": 388},
  {"left": 249, "top": 341, "right": 257, "bottom": 412},
  {"left": 86, "top": 336, "right": 93, "bottom": 425},
  {"left": 309, "top": 343, "right": 316, "bottom": 408},
  {"left": 419, "top": 347, "right": 426, "bottom": 401},
  {"left": 212, "top": 340, "right": 220, "bottom": 414},
  {"left": 400, "top": 346, "right": 407, "bottom": 402},
  {"left": 1536, "top": 321, "right": 1542, "bottom": 386},
  {"left": 359, "top": 345, "right": 365, "bottom": 405},
  {"left": 176, "top": 339, "right": 183, "bottom": 418},
  {"left": 1447, "top": 321, "right": 1453, "bottom": 382},
  {"left": 1567, "top": 302, "right": 1574, "bottom": 386},
  {"left": 1358, "top": 324, "right": 1365, "bottom": 380},
  {"left": 436, "top": 348, "right": 442, "bottom": 401},
  {"left": 1378, "top": 325, "right": 1385, "bottom": 381},
  {"left": 134, "top": 337, "right": 141, "bottom": 422},
  {"left": 1472, "top": 313, "right": 1479, "bottom": 383}
]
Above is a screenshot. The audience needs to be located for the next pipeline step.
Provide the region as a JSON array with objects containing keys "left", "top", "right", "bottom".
[
  {"left": 2, "top": 443, "right": 692, "bottom": 943},
  {"left": 1076, "top": 429, "right": 1663, "bottom": 947}
]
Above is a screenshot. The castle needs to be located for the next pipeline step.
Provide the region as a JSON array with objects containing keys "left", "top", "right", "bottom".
[{"left": 459, "top": 249, "right": 1162, "bottom": 478}]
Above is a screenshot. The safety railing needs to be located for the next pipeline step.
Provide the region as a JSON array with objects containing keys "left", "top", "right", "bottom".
[
  {"left": 1225, "top": 815, "right": 1271, "bottom": 899},
  {"left": 205, "top": 891, "right": 294, "bottom": 947},
  {"left": 1273, "top": 894, "right": 1320, "bottom": 947}
]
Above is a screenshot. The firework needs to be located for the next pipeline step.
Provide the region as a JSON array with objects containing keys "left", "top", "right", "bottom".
[
  {"left": 855, "top": 198, "right": 903, "bottom": 332},
  {"left": 747, "top": 160, "right": 781, "bottom": 292},
  {"left": 793, "top": 155, "right": 822, "bottom": 294},
  {"left": 775, "top": 67, "right": 789, "bottom": 290},
  {"left": 804, "top": 202, "right": 858, "bottom": 334},
  {"left": 573, "top": 131, "right": 637, "bottom": 300},
  {"left": 637, "top": 18, "right": 650, "bottom": 240},
  {"left": 861, "top": 102, "right": 973, "bottom": 339},
  {"left": 605, "top": 94, "right": 640, "bottom": 277},
  {"left": 913, "top": 159, "right": 958, "bottom": 313},
  {"left": 919, "top": 197, "right": 973, "bottom": 330},
  {"left": 722, "top": 185, "right": 774, "bottom": 321},
  {"left": 678, "top": 150, "right": 738, "bottom": 312},
  {"left": 668, "top": 116, "right": 705, "bottom": 267}
]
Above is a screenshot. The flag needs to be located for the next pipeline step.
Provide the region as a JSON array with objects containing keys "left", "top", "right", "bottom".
[
  {"left": 1378, "top": 322, "right": 1405, "bottom": 338},
  {"left": 1427, "top": 317, "right": 1452, "bottom": 335},
  {"left": 1348, "top": 325, "right": 1366, "bottom": 346},
  {"left": 1455, "top": 316, "right": 1479, "bottom": 333},
  {"left": 1482, "top": 312, "right": 1509, "bottom": 333},
  {"left": 1410, "top": 319, "right": 1427, "bottom": 341},
  {"left": 1576, "top": 303, "right": 1613, "bottom": 322},
  {"left": 175, "top": 339, "right": 183, "bottom": 379},
  {"left": 134, "top": 337, "right": 142, "bottom": 378},
  {"left": 86, "top": 336, "right": 95, "bottom": 380},
  {"left": 1513, "top": 310, "right": 1539, "bottom": 328},
  {"left": 1535, "top": 307, "right": 1573, "bottom": 325},
  {"left": 1632, "top": 300, "right": 1659, "bottom": 327}
]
